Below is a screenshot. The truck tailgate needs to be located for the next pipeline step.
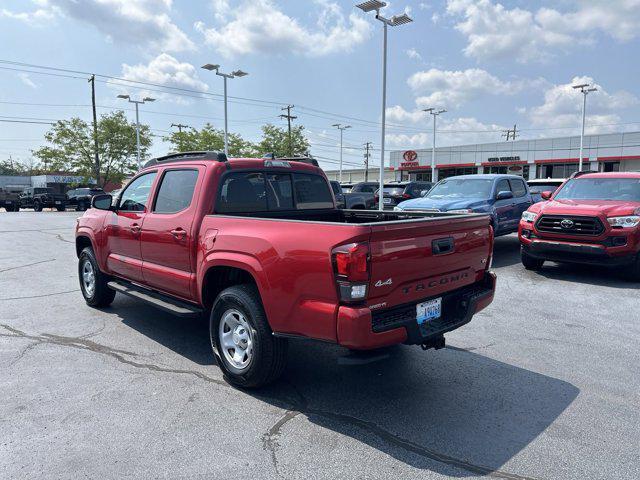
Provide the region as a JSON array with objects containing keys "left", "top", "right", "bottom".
[{"left": 366, "top": 214, "right": 492, "bottom": 309}]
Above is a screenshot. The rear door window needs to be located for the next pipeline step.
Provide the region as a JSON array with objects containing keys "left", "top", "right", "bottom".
[
  {"left": 509, "top": 179, "right": 527, "bottom": 197},
  {"left": 153, "top": 169, "right": 199, "bottom": 214}
]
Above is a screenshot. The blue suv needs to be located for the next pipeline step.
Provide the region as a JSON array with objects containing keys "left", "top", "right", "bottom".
[{"left": 394, "top": 174, "right": 533, "bottom": 236}]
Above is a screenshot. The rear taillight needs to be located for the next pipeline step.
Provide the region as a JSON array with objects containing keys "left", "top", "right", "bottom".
[
  {"left": 332, "top": 242, "right": 369, "bottom": 302},
  {"left": 402, "top": 193, "right": 411, "bottom": 199}
]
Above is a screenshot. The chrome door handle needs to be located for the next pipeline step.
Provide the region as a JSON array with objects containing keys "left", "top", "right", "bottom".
[{"left": 129, "top": 224, "right": 141, "bottom": 234}]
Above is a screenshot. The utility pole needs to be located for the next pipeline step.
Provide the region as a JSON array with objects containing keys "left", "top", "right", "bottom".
[
  {"left": 117, "top": 94, "right": 155, "bottom": 170},
  {"left": 363, "top": 142, "right": 372, "bottom": 182},
  {"left": 279, "top": 105, "right": 297, "bottom": 156},
  {"left": 171, "top": 123, "right": 191, "bottom": 133},
  {"left": 88, "top": 75, "right": 100, "bottom": 186},
  {"left": 501, "top": 124, "right": 518, "bottom": 141}
]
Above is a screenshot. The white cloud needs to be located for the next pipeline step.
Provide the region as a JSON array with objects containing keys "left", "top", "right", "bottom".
[
  {"left": 18, "top": 73, "right": 38, "bottom": 89},
  {"left": 6, "top": 0, "right": 194, "bottom": 52},
  {"left": 407, "top": 68, "right": 525, "bottom": 108},
  {"left": 386, "top": 117, "right": 505, "bottom": 148},
  {"left": 446, "top": 0, "right": 640, "bottom": 63},
  {"left": 406, "top": 48, "right": 422, "bottom": 61},
  {"left": 112, "top": 54, "right": 209, "bottom": 103},
  {"left": 194, "top": 0, "right": 371, "bottom": 58},
  {"left": 525, "top": 76, "right": 638, "bottom": 134},
  {"left": 0, "top": 6, "right": 55, "bottom": 24}
]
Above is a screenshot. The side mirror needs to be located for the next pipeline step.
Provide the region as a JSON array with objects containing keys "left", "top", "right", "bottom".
[
  {"left": 496, "top": 190, "right": 513, "bottom": 200},
  {"left": 92, "top": 194, "right": 113, "bottom": 211},
  {"left": 540, "top": 191, "right": 552, "bottom": 200}
]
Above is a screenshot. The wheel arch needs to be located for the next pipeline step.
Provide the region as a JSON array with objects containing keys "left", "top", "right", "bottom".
[{"left": 200, "top": 263, "right": 262, "bottom": 311}]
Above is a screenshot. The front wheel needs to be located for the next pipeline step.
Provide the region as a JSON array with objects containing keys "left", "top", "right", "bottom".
[
  {"left": 78, "top": 247, "right": 116, "bottom": 307},
  {"left": 56, "top": 205, "right": 66, "bottom": 212},
  {"left": 33, "top": 200, "right": 43, "bottom": 212},
  {"left": 210, "top": 285, "right": 287, "bottom": 388},
  {"left": 521, "top": 248, "right": 544, "bottom": 271}
]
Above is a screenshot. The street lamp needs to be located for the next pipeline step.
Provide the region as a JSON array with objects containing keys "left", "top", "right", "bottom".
[
  {"left": 117, "top": 94, "right": 155, "bottom": 170},
  {"left": 572, "top": 83, "right": 597, "bottom": 172},
  {"left": 201, "top": 63, "right": 248, "bottom": 156},
  {"left": 356, "top": 0, "right": 413, "bottom": 210},
  {"left": 423, "top": 107, "right": 446, "bottom": 182},
  {"left": 332, "top": 124, "right": 351, "bottom": 182}
]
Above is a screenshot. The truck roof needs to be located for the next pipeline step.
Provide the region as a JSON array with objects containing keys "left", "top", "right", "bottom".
[
  {"left": 142, "top": 151, "right": 323, "bottom": 175},
  {"left": 572, "top": 172, "right": 640, "bottom": 179},
  {"left": 443, "top": 173, "right": 525, "bottom": 180}
]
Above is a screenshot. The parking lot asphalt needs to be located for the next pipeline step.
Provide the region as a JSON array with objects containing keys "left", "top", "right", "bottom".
[{"left": 1, "top": 211, "right": 639, "bottom": 480}]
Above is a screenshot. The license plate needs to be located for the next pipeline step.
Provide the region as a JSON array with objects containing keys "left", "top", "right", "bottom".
[
  {"left": 55, "top": 201, "right": 61, "bottom": 204},
  {"left": 416, "top": 298, "right": 442, "bottom": 325},
  {"left": 383, "top": 198, "right": 392, "bottom": 204}
]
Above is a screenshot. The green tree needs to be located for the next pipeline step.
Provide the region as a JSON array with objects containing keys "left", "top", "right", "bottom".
[
  {"left": 164, "top": 123, "right": 256, "bottom": 157},
  {"left": 32, "top": 111, "right": 151, "bottom": 187},
  {"left": 258, "top": 124, "right": 310, "bottom": 158}
]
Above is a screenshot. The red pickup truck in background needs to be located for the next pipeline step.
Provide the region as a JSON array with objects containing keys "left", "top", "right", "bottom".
[
  {"left": 75, "top": 152, "right": 496, "bottom": 387},
  {"left": 519, "top": 171, "right": 640, "bottom": 280}
]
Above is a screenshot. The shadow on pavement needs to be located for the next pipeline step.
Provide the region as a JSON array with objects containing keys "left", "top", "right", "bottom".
[
  {"left": 491, "top": 234, "right": 522, "bottom": 269},
  {"left": 113, "top": 296, "right": 578, "bottom": 477},
  {"left": 534, "top": 262, "right": 639, "bottom": 288}
]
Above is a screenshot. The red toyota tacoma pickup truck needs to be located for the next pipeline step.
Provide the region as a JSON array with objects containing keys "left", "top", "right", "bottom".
[
  {"left": 519, "top": 171, "right": 640, "bottom": 280},
  {"left": 76, "top": 152, "right": 496, "bottom": 387}
]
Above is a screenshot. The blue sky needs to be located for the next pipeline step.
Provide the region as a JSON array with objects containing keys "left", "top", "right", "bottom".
[{"left": 1, "top": 0, "right": 639, "bottom": 172}]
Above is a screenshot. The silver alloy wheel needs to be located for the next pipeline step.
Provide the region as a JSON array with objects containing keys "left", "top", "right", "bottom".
[
  {"left": 82, "top": 259, "right": 96, "bottom": 297},
  {"left": 219, "top": 308, "right": 253, "bottom": 370}
]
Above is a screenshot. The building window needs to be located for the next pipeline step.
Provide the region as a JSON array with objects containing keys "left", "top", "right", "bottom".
[
  {"left": 601, "top": 162, "right": 620, "bottom": 172},
  {"left": 438, "top": 167, "right": 477, "bottom": 179},
  {"left": 537, "top": 163, "right": 578, "bottom": 179}
]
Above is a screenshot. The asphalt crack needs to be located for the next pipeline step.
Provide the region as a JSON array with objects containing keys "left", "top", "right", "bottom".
[
  {"left": 0, "top": 258, "right": 55, "bottom": 273},
  {"left": 1, "top": 324, "right": 535, "bottom": 479},
  {"left": 0, "top": 289, "right": 79, "bottom": 301}
]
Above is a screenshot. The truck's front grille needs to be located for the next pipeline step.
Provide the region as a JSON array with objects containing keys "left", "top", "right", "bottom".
[{"left": 536, "top": 215, "right": 604, "bottom": 236}]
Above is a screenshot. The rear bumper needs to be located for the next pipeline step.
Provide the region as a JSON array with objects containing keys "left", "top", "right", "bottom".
[{"left": 336, "top": 271, "right": 496, "bottom": 350}]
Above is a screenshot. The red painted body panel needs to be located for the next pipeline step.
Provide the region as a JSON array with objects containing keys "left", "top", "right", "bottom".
[{"left": 77, "top": 157, "right": 496, "bottom": 349}]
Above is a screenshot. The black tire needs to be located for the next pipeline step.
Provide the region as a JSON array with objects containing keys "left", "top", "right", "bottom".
[
  {"left": 624, "top": 254, "right": 640, "bottom": 282},
  {"left": 33, "top": 200, "right": 43, "bottom": 212},
  {"left": 210, "top": 284, "right": 287, "bottom": 388},
  {"left": 4, "top": 205, "right": 14, "bottom": 212},
  {"left": 78, "top": 247, "right": 116, "bottom": 307},
  {"left": 521, "top": 248, "right": 544, "bottom": 271},
  {"left": 56, "top": 205, "right": 66, "bottom": 212}
]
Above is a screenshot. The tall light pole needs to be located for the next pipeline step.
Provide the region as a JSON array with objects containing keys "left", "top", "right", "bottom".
[
  {"left": 117, "top": 94, "right": 155, "bottom": 170},
  {"left": 423, "top": 108, "right": 446, "bottom": 182},
  {"left": 572, "top": 83, "right": 597, "bottom": 172},
  {"left": 356, "top": 1, "right": 412, "bottom": 210},
  {"left": 332, "top": 124, "right": 351, "bottom": 182},
  {"left": 202, "top": 64, "right": 248, "bottom": 156}
]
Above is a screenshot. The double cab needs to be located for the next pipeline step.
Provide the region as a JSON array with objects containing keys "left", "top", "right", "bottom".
[
  {"left": 394, "top": 174, "right": 532, "bottom": 236},
  {"left": 76, "top": 152, "right": 496, "bottom": 387},
  {"left": 519, "top": 171, "right": 640, "bottom": 280}
]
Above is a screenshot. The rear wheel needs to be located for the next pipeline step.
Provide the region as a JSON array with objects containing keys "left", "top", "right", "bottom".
[
  {"left": 33, "top": 200, "right": 43, "bottom": 212},
  {"left": 521, "top": 248, "right": 544, "bottom": 271},
  {"left": 78, "top": 247, "right": 116, "bottom": 307},
  {"left": 56, "top": 205, "right": 66, "bottom": 212},
  {"left": 210, "top": 284, "right": 287, "bottom": 388}
]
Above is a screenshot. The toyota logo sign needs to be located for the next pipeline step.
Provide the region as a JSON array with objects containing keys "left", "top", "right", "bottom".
[
  {"left": 403, "top": 150, "right": 417, "bottom": 162},
  {"left": 560, "top": 219, "right": 574, "bottom": 229}
]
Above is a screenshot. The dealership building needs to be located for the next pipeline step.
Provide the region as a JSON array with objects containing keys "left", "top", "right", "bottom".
[
  {"left": 0, "top": 174, "right": 96, "bottom": 193},
  {"left": 326, "top": 131, "right": 640, "bottom": 183}
]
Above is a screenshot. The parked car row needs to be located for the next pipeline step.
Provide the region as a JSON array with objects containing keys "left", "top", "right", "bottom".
[{"left": 1, "top": 186, "right": 107, "bottom": 212}]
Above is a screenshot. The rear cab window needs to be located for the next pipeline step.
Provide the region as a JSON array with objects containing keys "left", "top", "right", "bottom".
[{"left": 216, "top": 171, "right": 333, "bottom": 213}]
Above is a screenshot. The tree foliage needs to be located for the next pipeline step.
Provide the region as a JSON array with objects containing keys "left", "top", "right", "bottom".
[
  {"left": 32, "top": 111, "right": 151, "bottom": 187},
  {"left": 164, "top": 123, "right": 256, "bottom": 157},
  {"left": 258, "top": 124, "right": 310, "bottom": 158}
]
